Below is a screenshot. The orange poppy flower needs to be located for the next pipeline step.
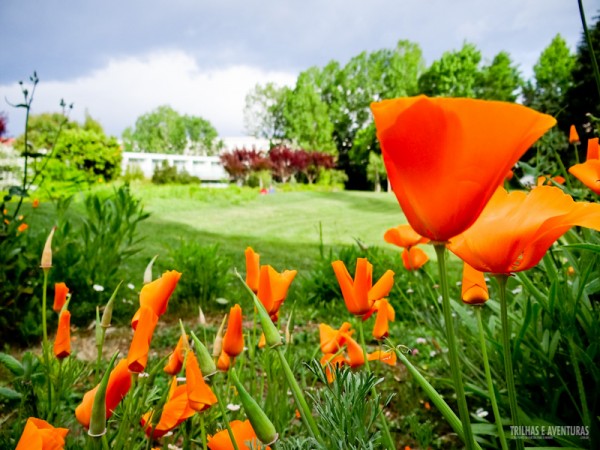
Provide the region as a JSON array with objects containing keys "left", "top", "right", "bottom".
[
  {"left": 569, "top": 138, "right": 600, "bottom": 195},
  {"left": 15, "top": 417, "right": 69, "bottom": 450},
  {"left": 569, "top": 125, "right": 580, "bottom": 144},
  {"left": 384, "top": 224, "right": 429, "bottom": 248},
  {"left": 449, "top": 186, "right": 600, "bottom": 274},
  {"left": 344, "top": 334, "right": 365, "bottom": 368},
  {"left": 222, "top": 304, "right": 244, "bottom": 358},
  {"left": 76, "top": 359, "right": 132, "bottom": 428},
  {"left": 257, "top": 265, "right": 297, "bottom": 319},
  {"left": 53, "top": 283, "right": 69, "bottom": 313},
  {"left": 32, "top": 198, "right": 40, "bottom": 208},
  {"left": 186, "top": 352, "right": 217, "bottom": 411},
  {"left": 207, "top": 419, "right": 271, "bottom": 450},
  {"left": 367, "top": 350, "right": 397, "bottom": 366},
  {"left": 461, "top": 262, "right": 489, "bottom": 305},
  {"left": 372, "top": 299, "right": 395, "bottom": 340},
  {"left": 370, "top": 95, "right": 556, "bottom": 241},
  {"left": 245, "top": 247, "right": 260, "bottom": 293},
  {"left": 131, "top": 270, "right": 181, "bottom": 329},
  {"left": 141, "top": 378, "right": 195, "bottom": 439},
  {"left": 320, "top": 353, "right": 347, "bottom": 383},
  {"left": 53, "top": 310, "right": 71, "bottom": 359},
  {"left": 164, "top": 335, "right": 186, "bottom": 375},
  {"left": 332, "top": 258, "right": 394, "bottom": 316},
  {"left": 319, "top": 322, "right": 352, "bottom": 353},
  {"left": 401, "top": 247, "right": 429, "bottom": 271},
  {"left": 17, "top": 223, "right": 28, "bottom": 233},
  {"left": 536, "top": 175, "right": 565, "bottom": 186},
  {"left": 127, "top": 305, "right": 159, "bottom": 373},
  {"left": 257, "top": 332, "right": 266, "bottom": 349},
  {"left": 216, "top": 350, "right": 231, "bottom": 371}
]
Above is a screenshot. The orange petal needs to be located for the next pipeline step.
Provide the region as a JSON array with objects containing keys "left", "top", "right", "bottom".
[
  {"left": 142, "top": 382, "right": 195, "bottom": 438},
  {"left": 344, "top": 334, "right": 365, "bottom": 368},
  {"left": 368, "top": 269, "right": 395, "bottom": 301},
  {"left": 371, "top": 96, "right": 556, "bottom": 241},
  {"left": 450, "top": 186, "right": 600, "bottom": 273},
  {"left": 222, "top": 304, "right": 244, "bottom": 357},
  {"left": 217, "top": 350, "right": 231, "bottom": 372},
  {"left": 331, "top": 260, "right": 358, "bottom": 314},
  {"left": 401, "top": 247, "right": 429, "bottom": 271},
  {"left": 133, "top": 270, "right": 181, "bottom": 328},
  {"left": 569, "top": 160, "right": 600, "bottom": 195},
  {"left": 384, "top": 224, "right": 429, "bottom": 248},
  {"left": 245, "top": 247, "right": 260, "bottom": 293},
  {"left": 186, "top": 353, "right": 217, "bottom": 411},
  {"left": 127, "top": 305, "right": 159, "bottom": 373},
  {"left": 586, "top": 137, "right": 599, "bottom": 160},
  {"left": 461, "top": 262, "right": 489, "bottom": 305},
  {"left": 53, "top": 283, "right": 69, "bottom": 313},
  {"left": 367, "top": 350, "right": 397, "bottom": 366},
  {"left": 16, "top": 417, "right": 69, "bottom": 450},
  {"left": 164, "top": 335, "right": 186, "bottom": 376},
  {"left": 53, "top": 310, "right": 71, "bottom": 359},
  {"left": 320, "top": 353, "right": 347, "bottom": 383},
  {"left": 319, "top": 322, "right": 352, "bottom": 353},
  {"left": 208, "top": 419, "right": 268, "bottom": 450},
  {"left": 569, "top": 124, "right": 580, "bottom": 144}
]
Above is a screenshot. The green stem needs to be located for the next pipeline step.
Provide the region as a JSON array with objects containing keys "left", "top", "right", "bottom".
[
  {"left": 41, "top": 269, "right": 53, "bottom": 420},
  {"left": 389, "top": 343, "right": 482, "bottom": 450},
  {"left": 475, "top": 307, "right": 508, "bottom": 450},
  {"left": 434, "top": 244, "right": 475, "bottom": 450},
  {"left": 357, "top": 319, "right": 395, "bottom": 450},
  {"left": 568, "top": 337, "right": 590, "bottom": 429},
  {"left": 200, "top": 414, "right": 208, "bottom": 450},
  {"left": 275, "top": 346, "right": 323, "bottom": 445},
  {"left": 496, "top": 274, "right": 524, "bottom": 450},
  {"left": 214, "top": 384, "right": 241, "bottom": 450},
  {"left": 578, "top": 0, "right": 600, "bottom": 99}
]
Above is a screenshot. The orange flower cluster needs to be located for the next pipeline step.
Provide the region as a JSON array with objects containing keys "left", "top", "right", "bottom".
[
  {"left": 384, "top": 224, "right": 429, "bottom": 270},
  {"left": 208, "top": 419, "right": 271, "bottom": 450},
  {"left": 319, "top": 322, "right": 396, "bottom": 382},
  {"left": 569, "top": 137, "right": 600, "bottom": 195}
]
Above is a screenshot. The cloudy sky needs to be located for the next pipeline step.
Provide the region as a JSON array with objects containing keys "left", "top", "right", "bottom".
[{"left": 0, "top": 0, "right": 596, "bottom": 138}]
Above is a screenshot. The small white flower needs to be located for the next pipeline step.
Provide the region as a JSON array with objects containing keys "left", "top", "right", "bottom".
[
  {"left": 138, "top": 372, "right": 149, "bottom": 378},
  {"left": 429, "top": 350, "right": 437, "bottom": 358},
  {"left": 456, "top": 281, "right": 462, "bottom": 286},
  {"left": 227, "top": 403, "right": 241, "bottom": 412},
  {"left": 416, "top": 337, "right": 427, "bottom": 345},
  {"left": 511, "top": 286, "right": 523, "bottom": 295},
  {"left": 476, "top": 408, "right": 489, "bottom": 418},
  {"left": 406, "top": 288, "right": 414, "bottom": 294},
  {"left": 177, "top": 376, "right": 187, "bottom": 383},
  {"left": 93, "top": 284, "right": 105, "bottom": 292},
  {"left": 127, "top": 283, "right": 135, "bottom": 290},
  {"left": 167, "top": 444, "right": 182, "bottom": 450}
]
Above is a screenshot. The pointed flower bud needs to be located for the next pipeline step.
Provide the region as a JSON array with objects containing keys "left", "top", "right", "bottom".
[
  {"left": 190, "top": 331, "right": 217, "bottom": 377},
  {"left": 212, "top": 314, "right": 228, "bottom": 358},
  {"left": 230, "top": 369, "right": 278, "bottom": 445},
  {"left": 40, "top": 227, "right": 56, "bottom": 270},
  {"left": 101, "top": 282, "right": 122, "bottom": 329},
  {"left": 88, "top": 354, "right": 118, "bottom": 437},
  {"left": 143, "top": 255, "right": 158, "bottom": 285}
]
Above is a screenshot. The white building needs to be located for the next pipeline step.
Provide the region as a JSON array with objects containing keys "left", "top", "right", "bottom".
[{"left": 121, "top": 136, "right": 270, "bottom": 181}]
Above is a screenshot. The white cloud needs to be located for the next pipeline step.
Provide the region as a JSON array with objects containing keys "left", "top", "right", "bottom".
[{"left": 1, "top": 50, "right": 297, "bottom": 138}]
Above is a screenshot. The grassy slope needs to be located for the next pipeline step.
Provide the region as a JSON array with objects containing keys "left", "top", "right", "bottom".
[{"left": 132, "top": 186, "right": 410, "bottom": 274}]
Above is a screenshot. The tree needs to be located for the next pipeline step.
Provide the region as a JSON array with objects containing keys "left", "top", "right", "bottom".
[
  {"left": 122, "top": 106, "right": 221, "bottom": 155},
  {"left": 243, "top": 82, "right": 288, "bottom": 142},
  {"left": 366, "top": 152, "right": 386, "bottom": 192},
  {"left": 523, "top": 34, "right": 575, "bottom": 119},
  {"left": 564, "top": 15, "right": 600, "bottom": 137},
  {"left": 476, "top": 51, "right": 523, "bottom": 102},
  {"left": 418, "top": 42, "right": 482, "bottom": 97}
]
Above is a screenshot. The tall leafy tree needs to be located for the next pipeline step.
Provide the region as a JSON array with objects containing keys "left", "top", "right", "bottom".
[
  {"left": 564, "top": 14, "right": 600, "bottom": 137},
  {"left": 418, "top": 42, "right": 482, "bottom": 97},
  {"left": 476, "top": 51, "right": 523, "bottom": 102},
  {"left": 122, "top": 105, "right": 221, "bottom": 155},
  {"left": 243, "top": 82, "right": 288, "bottom": 142},
  {"left": 523, "top": 34, "right": 575, "bottom": 119}
]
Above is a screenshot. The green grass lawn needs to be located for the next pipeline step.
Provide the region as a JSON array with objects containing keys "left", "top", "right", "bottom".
[{"left": 131, "top": 184, "right": 411, "bottom": 274}]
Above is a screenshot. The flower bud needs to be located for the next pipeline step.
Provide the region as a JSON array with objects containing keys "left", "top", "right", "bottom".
[
  {"left": 101, "top": 282, "right": 122, "bottom": 329},
  {"left": 40, "top": 227, "right": 56, "bottom": 270},
  {"left": 89, "top": 353, "right": 118, "bottom": 437},
  {"left": 230, "top": 369, "right": 278, "bottom": 445},
  {"left": 212, "top": 314, "right": 228, "bottom": 358},
  {"left": 143, "top": 255, "right": 158, "bottom": 285},
  {"left": 190, "top": 331, "right": 216, "bottom": 377}
]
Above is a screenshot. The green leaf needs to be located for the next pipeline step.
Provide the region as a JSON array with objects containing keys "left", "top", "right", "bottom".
[
  {"left": 0, "top": 387, "right": 22, "bottom": 400},
  {"left": 8, "top": 186, "right": 28, "bottom": 198},
  {"left": 563, "top": 243, "right": 600, "bottom": 254},
  {"left": 0, "top": 352, "right": 24, "bottom": 376}
]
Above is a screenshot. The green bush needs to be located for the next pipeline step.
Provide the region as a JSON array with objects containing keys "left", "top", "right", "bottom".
[
  {"left": 168, "top": 242, "right": 232, "bottom": 312},
  {"left": 151, "top": 160, "right": 200, "bottom": 185}
]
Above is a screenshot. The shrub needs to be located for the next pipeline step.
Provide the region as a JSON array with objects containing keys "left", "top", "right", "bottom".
[
  {"left": 151, "top": 160, "right": 200, "bottom": 185},
  {"left": 168, "top": 242, "right": 232, "bottom": 311}
]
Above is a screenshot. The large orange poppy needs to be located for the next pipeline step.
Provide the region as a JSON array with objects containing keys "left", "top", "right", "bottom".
[
  {"left": 257, "top": 265, "right": 297, "bottom": 319},
  {"left": 76, "top": 359, "right": 132, "bottom": 428},
  {"left": 332, "top": 258, "right": 394, "bottom": 316},
  {"left": 207, "top": 419, "right": 271, "bottom": 450},
  {"left": 15, "top": 417, "right": 69, "bottom": 450},
  {"left": 449, "top": 186, "right": 600, "bottom": 274},
  {"left": 371, "top": 96, "right": 556, "bottom": 241},
  {"left": 141, "top": 378, "right": 195, "bottom": 439}
]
